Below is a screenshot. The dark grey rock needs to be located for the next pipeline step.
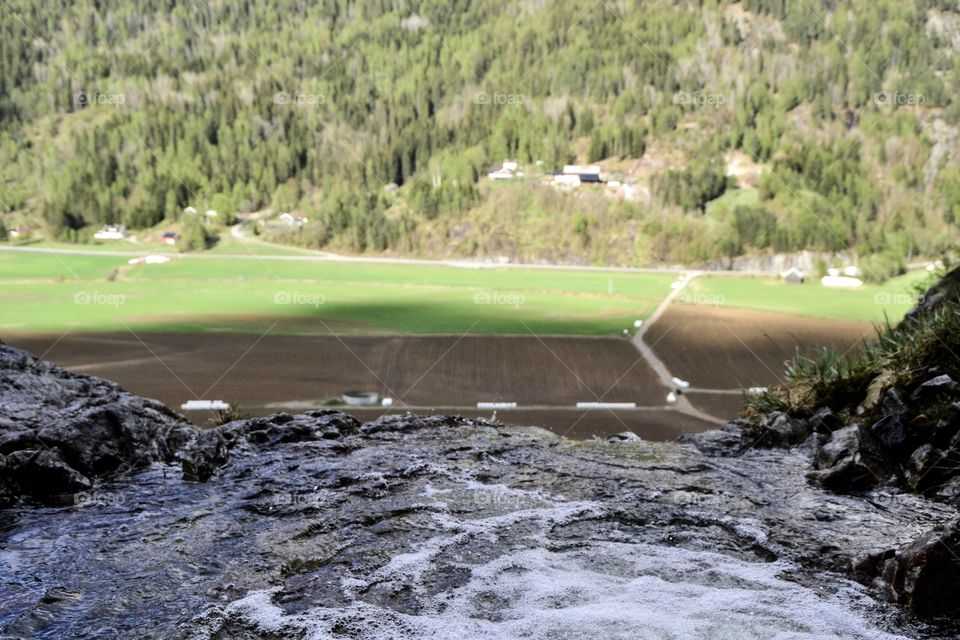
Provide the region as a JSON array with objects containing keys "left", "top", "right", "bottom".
[
  {"left": 870, "top": 414, "right": 908, "bottom": 452},
  {"left": 0, "top": 342, "right": 195, "bottom": 505},
  {"left": 809, "top": 425, "right": 887, "bottom": 492},
  {"left": 877, "top": 518, "right": 960, "bottom": 616},
  {"left": 910, "top": 374, "right": 960, "bottom": 403},
  {"left": 880, "top": 388, "right": 908, "bottom": 417},
  {"left": 747, "top": 411, "right": 810, "bottom": 448},
  {"left": 808, "top": 406, "right": 841, "bottom": 434}
]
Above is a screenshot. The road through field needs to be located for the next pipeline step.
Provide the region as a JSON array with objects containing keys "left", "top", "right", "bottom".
[{"left": 629, "top": 272, "right": 727, "bottom": 425}]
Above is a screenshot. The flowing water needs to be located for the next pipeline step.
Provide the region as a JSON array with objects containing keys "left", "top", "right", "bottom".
[{"left": 0, "top": 416, "right": 954, "bottom": 639}]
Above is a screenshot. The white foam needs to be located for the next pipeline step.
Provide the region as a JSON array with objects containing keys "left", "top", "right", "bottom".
[{"left": 208, "top": 506, "right": 906, "bottom": 640}]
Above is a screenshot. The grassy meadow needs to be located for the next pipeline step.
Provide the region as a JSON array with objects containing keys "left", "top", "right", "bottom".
[{"left": 0, "top": 247, "right": 926, "bottom": 336}]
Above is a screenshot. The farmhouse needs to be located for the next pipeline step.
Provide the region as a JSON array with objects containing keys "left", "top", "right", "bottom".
[
  {"left": 278, "top": 212, "right": 308, "bottom": 227},
  {"left": 94, "top": 224, "right": 127, "bottom": 240},
  {"left": 487, "top": 160, "right": 520, "bottom": 180},
  {"left": 780, "top": 267, "right": 805, "bottom": 284},
  {"left": 553, "top": 164, "right": 604, "bottom": 187}
]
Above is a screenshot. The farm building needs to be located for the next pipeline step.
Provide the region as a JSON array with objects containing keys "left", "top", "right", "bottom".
[
  {"left": 487, "top": 160, "right": 520, "bottom": 180},
  {"left": 278, "top": 212, "right": 308, "bottom": 227},
  {"left": 780, "top": 267, "right": 805, "bottom": 284},
  {"left": 554, "top": 164, "right": 604, "bottom": 186},
  {"left": 161, "top": 231, "right": 178, "bottom": 245},
  {"left": 94, "top": 224, "right": 126, "bottom": 240}
]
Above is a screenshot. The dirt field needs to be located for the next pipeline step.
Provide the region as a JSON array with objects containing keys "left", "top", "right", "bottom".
[
  {"left": 644, "top": 305, "right": 873, "bottom": 389},
  {"left": 5, "top": 306, "right": 873, "bottom": 439},
  {"left": 7, "top": 331, "right": 664, "bottom": 405}
]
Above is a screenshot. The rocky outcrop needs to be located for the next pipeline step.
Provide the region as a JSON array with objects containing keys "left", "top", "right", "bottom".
[
  {"left": 854, "top": 518, "right": 960, "bottom": 617},
  {"left": 0, "top": 341, "right": 195, "bottom": 505}
]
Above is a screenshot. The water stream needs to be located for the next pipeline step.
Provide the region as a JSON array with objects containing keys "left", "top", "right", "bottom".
[{"left": 0, "top": 416, "right": 954, "bottom": 639}]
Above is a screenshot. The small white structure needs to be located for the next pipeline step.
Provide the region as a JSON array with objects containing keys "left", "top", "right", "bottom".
[
  {"left": 672, "top": 377, "right": 690, "bottom": 390},
  {"left": 562, "top": 165, "right": 601, "bottom": 175},
  {"left": 183, "top": 206, "right": 198, "bottom": 215},
  {"left": 746, "top": 387, "right": 768, "bottom": 396},
  {"left": 477, "top": 402, "right": 517, "bottom": 409},
  {"left": 633, "top": 319, "right": 643, "bottom": 329},
  {"left": 488, "top": 160, "right": 519, "bottom": 181},
  {"left": 381, "top": 397, "right": 394, "bottom": 407},
  {"left": 666, "top": 392, "right": 678, "bottom": 404},
  {"left": 842, "top": 265, "right": 861, "bottom": 277},
  {"left": 553, "top": 173, "right": 581, "bottom": 187},
  {"left": 821, "top": 275, "right": 864, "bottom": 288},
  {"left": 128, "top": 254, "right": 171, "bottom": 265},
  {"left": 576, "top": 402, "right": 637, "bottom": 409},
  {"left": 780, "top": 267, "right": 805, "bottom": 284},
  {"left": 181, "top": 400, "right": 230, "bottom": 411},
  {"left": 278, "top": 212, "right": 308, "bottom": 227},
  {"left": 204, "top": 209, "right": 218, "bottom": 218},
  {"left": 94, "top": 224, "right": 127, "bottom": 240}
]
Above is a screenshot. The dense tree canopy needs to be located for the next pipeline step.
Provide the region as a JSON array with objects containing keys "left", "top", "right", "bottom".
[{"left": 0, "top": 0, "right": 958, "bottom": 275}]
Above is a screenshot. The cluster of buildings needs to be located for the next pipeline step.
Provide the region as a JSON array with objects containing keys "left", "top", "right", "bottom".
[{"left": 780, "top": 266, "right": 864, "bottom": 288}]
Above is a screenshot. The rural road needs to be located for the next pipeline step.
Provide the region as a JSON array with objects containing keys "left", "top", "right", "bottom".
[
  {"left": 0, "top": 243, "right": 781, "bottom": 277},
  {"left": 632, "top": 272, "right": 728, "bottom": 426}
]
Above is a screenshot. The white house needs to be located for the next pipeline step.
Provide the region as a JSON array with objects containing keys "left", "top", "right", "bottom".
[
  {"left": 183, "top": 206, "right": 197, "bottom": 215},
  {"left": 780, "top": 267, "right": 805, "bottom": 284},
  {"left": 94, "top": 224, "right": 127, "bottom": 240},
  {"left": 278, "top": 212, "right": 308, "bottom": 227},
  {"left": 821, "top": 275, "right": 864, "bottom": 288},
  {"left": 488, "top": 160, "right": 520, "bottom": 181},
  {"left": 204, "top": 209, "right": 218, "bottom": 218}
]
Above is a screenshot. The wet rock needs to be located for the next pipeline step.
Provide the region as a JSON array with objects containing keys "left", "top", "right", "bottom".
[
  {"left": 0, "top": 342, "right": 195, "bottom": 506},
  {"left": 869, "top": 414, "right": 908, "bottom": 453},
  {"left": 904, "top": 444, "right": 960, "bottom": 494},
  {"left": 910, "top": 374, "right": 960, "bottom": 403},
  {"left": 7, "top": 449, "right": 92, "bottom": 497},
  {"left": 935, "top": 476, "right": 960, "bottom": 504},
  {"left": 879, "top": 518, "right": 960, "bottom": 616},
  {"left": 679, "top": 420, "right": 745, "bottom": 455},
  {"left": 180, "top": 411, "right": 362, "bottom": 481},
  {"left": 807, "top": 406, "right": 841, "bottom": 434},
  {"left": 746, "top": 411, "right": 809, "bottom": 448},
  {"left": 880, "top": 388, "right": 908, "bottom": 417},
  {"left": 606, "top": 431, "right": 642, "bottom": 443},
  {"left": 809, "top": 425, "right": 887, "bottom": 492}
]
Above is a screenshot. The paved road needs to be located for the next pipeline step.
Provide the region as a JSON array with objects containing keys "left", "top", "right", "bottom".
[
  {"left": 631, "top": 272, "right": 728, "bottom": 426},
  {"left": 0, "top": 243, "right": 781, "bottom": 277}
]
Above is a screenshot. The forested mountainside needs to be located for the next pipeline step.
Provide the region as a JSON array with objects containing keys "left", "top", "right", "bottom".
[{"left": 2, "top": 0, "right": 959, "bottom": 276}]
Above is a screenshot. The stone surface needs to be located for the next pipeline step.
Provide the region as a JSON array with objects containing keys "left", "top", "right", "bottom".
[
  {"left": 809, "top": 424, "right": 887, "bottom": 492},
  {"left": 0, "top": 341, "right": 195, "bottom": 504}
]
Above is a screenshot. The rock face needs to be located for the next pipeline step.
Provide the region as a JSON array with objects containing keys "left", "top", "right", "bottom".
[{"left": 0, "top": 342, "right": 195, "bottom": 505}]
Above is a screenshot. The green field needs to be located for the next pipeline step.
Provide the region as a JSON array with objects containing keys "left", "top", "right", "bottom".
[
  {"left": 0, "top": 251, "right": 672, "bottom": 335},
  {"left": 685, "top": 271, "right": 927, "bottom": 323},
  {"left": 0, "top": 249, "right": 926, "bottom": 335}
]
